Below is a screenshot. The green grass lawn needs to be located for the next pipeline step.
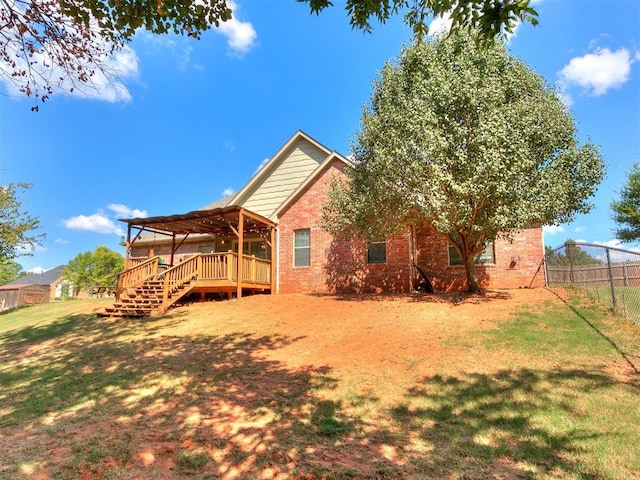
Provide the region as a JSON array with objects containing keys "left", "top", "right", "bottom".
[
  {"left": 0, "top": 292, "right": 638, "bottom": 479},
  {"left": 581, "top": 284, "right": 640, "bottom": 325}
]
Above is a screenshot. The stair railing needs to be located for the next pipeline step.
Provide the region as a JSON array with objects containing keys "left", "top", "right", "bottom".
[
  {"left": 116, "top": 256, "right": 160, "bottom": 300},
  {"left": 159, "top": 254, "right": 201, "bottom": 312}
]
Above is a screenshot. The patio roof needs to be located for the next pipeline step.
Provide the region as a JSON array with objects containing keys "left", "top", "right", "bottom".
[{"left": 120, "top": 205, "right": 275, "bottom": 237}]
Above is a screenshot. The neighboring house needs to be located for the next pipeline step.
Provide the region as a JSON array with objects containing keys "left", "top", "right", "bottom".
[
  {"left": 0, "top": 265, "right": 76, "bottom": 310},
  {"left": 122, "top": 131, "right": 545, "bottom": 302}
]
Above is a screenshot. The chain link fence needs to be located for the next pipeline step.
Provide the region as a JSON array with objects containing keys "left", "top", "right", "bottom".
[{"left": 545, "top": 241, "right": 640, "bottom": 326}]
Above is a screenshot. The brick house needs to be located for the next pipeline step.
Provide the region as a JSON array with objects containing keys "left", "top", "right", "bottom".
[{"left": 120, "top": 131, "right": 544, "bottom": 310}]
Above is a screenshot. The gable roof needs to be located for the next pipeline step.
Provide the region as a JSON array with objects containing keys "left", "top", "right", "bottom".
[
  {"left": 274, "top": 151, "right": 353, "bottom": 219},
  {"left": 201, "top": 194, "right": 235, "bottom": 211},
  {"left": 231, "top": 130, "right": 336, "bottom": 219},
  {"left": 3, "top": 265, "right": 66, "bottom": 287},
  {"left": 126, "top": 132, "right": 352, "bottom": 246}
]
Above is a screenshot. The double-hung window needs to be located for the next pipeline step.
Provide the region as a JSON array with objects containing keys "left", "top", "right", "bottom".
[
  {"left": 448, "top": 242, "right": 495, "bottom": 266},
  {"left": 294, "top": 229, "right": 311, "bottom": 267}
]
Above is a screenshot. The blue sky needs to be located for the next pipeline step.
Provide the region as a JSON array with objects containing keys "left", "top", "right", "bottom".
[{"left": 1, "top": 0, "right": 639, "bottom": 273}]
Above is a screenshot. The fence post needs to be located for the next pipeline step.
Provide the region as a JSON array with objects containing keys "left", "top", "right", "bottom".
[
  {"left": 623, "top": 263, "right": 629, "bottom": 287},
  {"left": 606, "top": 248, "right": 616, "bottom": 310},
  {"left": 566, "top": 243, "right": 574, "bottom": 283}
]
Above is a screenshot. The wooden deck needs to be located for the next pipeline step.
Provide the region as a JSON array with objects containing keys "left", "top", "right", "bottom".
[{"left": 113, "top": 253, "right": 272, "bottom": 315}]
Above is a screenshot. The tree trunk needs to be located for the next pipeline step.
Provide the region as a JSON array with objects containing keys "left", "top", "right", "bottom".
[{"left": 464, "top": 254, "right": 481, "bottom": 293}]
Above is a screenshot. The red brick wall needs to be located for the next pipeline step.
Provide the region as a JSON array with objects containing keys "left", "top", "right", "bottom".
[
  {"left": 277, "top": 158, "right": 412, "bottom": 294},
  {"left": 130, "top": 159, "right": 546, "bottom": 294},
  {"left": 414, "top": 223, "right": 545, "bottom": 292}
]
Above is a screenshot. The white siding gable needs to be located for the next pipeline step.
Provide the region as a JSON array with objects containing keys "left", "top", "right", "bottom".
[{"left": 236, "top": 137, "right": 328, "bottom": 219}]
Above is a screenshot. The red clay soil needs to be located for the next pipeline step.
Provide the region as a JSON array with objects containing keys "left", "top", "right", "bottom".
[{"left": 2, "top": 287, "right": 638, "bottom": 480}]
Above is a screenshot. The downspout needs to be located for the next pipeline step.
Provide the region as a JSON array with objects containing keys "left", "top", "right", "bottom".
[{"left": 269, "top": 226, "right": 276, "bottom": 295}]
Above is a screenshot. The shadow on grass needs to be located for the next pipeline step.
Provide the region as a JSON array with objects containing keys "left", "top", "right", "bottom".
[
  {"left": 0, "top": 311, "right": 341, "bottom": 478},
  {"left": 0, "top": 309, "right": 630, "bottom": 479},
  {"left": 388, "top": 368, "right": 617, "bottom": 479},
  {"left": 547, "top": 287, "right": 640, "bottom": 375}
]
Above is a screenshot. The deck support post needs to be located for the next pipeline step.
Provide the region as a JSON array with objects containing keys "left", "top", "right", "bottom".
[
  {"left": 124, "top": 224, "right": 131, "bottom": 266},
  {"left": 170, "top": 234, "right": 176, "bottom": 266},
  {"left": 237, "top": 210, "right": 244, "bottom": 299}
]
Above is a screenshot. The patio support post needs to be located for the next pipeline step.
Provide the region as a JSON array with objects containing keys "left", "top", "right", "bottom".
[
  {"left": 170, "top": 234, "right": 176, "bottom": 266},
  {"left": 125, "top": 224, "right": 131, "bottom": 266},
  {"left": 237, "top": 210, "right": 244, "bottom": 299}
]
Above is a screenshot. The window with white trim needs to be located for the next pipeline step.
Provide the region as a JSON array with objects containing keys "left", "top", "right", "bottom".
[
  {"left": 294, "top": 229, "right": 310, "bottom": 267},
  {"left": 449, "top": 242, "right": 495, "bottom": 266}
]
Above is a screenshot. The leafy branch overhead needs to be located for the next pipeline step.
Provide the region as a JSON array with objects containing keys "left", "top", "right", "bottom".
[
  {"left": 2, "top": 0, "right": 538, "bottom": 106},
  {"left": 302, "top": 0, "right": 538, "bottom": 38}
]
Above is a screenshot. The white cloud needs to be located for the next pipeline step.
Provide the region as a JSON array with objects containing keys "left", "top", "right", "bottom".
[
  {"left": 17, "top": 243, "right": 47, "bottom": 254},
  {"left": 254, "top": 157, "right": 270, "bottom": 174},
  {"left": 54, "top": 238, "right": 69, "bottom": 244},
  {"left": 64, "top": 203, "right": 146, "bottom": 235},
  {"left": 107, "top": 203, "right": 148, "bottom": 218},
  {"left": 593, "top": 239, "right": 623, "bottom": 249},
  {"left": 178, "top": 45, "right": 193, "bottom": 72},
  {"left": 428, "top": 5, "right": 527, "bottom": 41},
  {"left": 559, "top": 47, "right": 636, "bottom": 96},
  {"left": 429, "top": 14, "right": 452, "bottom": 37},
  {"left": 222, "top": 187, "right": 235, "bottom": 196},
  {"left": 64, "top": 213, "right": 124, "bottom": 235},
  {"left": 27, "top": 266, "right": 46, "bottom": 274},
  {"left": 216, "top": 1, "right": 257, "bottom": 55},
  {"left": 543, "top": 225, "right": 564, "bottom": 235}
]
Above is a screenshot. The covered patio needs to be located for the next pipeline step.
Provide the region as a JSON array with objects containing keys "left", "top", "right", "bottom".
[{"left": 111, "top": 206, "right": 276, "bottom": 316}]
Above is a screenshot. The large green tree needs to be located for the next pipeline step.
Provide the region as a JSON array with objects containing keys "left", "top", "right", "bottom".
[
  {"left": 0, "top": 258, "right": 25, "bottom": 285},
  {"left": 323, "top": 31, "right": 604, "bottom": 293},
  {"left": 611, "top": 162, "right": 640, "bottom": 242},
  {"left": 0, "top": 183, "right": 43, "bottom": 259},
  {"left": 3, "top": 0, "right": 537, "bottom": 105},
  {"left": 61, "top": 246, "right": 124, "bottom": 295}
]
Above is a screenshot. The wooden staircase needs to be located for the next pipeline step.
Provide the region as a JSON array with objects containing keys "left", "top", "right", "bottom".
[{"left": 99, "top": 256, "right": 198, "bottom": 318}]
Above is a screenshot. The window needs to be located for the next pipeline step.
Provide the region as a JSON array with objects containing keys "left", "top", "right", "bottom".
[
  {"left": 367, "top": 242, "right": 387, "bottom": 264},
  {"left": 243, "top": 239, "right": 270, "bottom": 260},
  {"left": 294, "top": 229, "right": 311, "bottom": 267},
  {"left": 199, "top": 245, "right": 213, "bottom": 254},
  {"left": 449, "top": 242, "right": 495, "bottom": 266}
]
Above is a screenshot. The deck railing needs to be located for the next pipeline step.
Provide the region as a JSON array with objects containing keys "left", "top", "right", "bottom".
[
  {"left": 118, "top": 252, "right": 272, "bottom": 311},
  {"left": 161, "top": 255, "right": 200, "bottom": 310},
  {"left": 125, "top": 256, "right": 152, "bottom": 269},
  {"left": 117, "top": 256, "right": 160, "bottom": 299},
  {"left": 198, "top": 252, "right": 271, "bottom": 284},
  {"left": 200, "top": 252, "right": 231, "bottom": 280},
  {"left": 242, "top": 256, "right": 271, "bottom": 284}
]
